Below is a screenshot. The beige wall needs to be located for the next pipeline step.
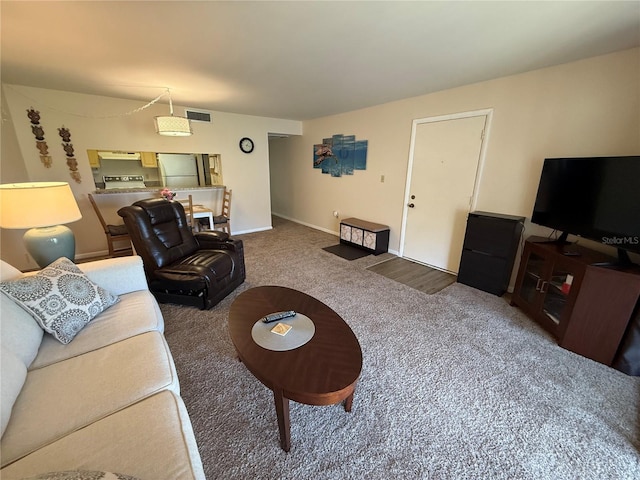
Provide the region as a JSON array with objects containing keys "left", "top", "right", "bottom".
[
  {"left": 1, "top": 85, "right": 302, "bottom": 270},
  {"left": 270, "top": 48, "right": 640, "bottom": 261},
  {"left": 0, "top": 92, "right": 31, "bottom": 268},
  {"left": 3, "top": 48, "right": 638, "bottom": 271}
]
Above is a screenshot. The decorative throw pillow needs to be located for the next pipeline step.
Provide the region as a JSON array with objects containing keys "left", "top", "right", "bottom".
[
  {"left": 0, "top": 257, "right": 119, "bottom": 344},
  {"left": 22, "top": 471, "right": 140, "bottom": 480}
]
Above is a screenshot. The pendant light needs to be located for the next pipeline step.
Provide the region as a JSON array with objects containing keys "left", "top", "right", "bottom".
[{"left": 154, "top": 89, "right": 192, "bottom": 136}]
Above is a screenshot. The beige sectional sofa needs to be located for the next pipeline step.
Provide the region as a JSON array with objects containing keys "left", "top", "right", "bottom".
[{"left": 0, "top": 256, "right": 205, "bottom": 479}]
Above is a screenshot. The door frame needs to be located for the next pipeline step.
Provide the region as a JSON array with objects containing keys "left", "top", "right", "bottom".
[{"left": 399, "top": 108, "right": 493, "bottom": 260}]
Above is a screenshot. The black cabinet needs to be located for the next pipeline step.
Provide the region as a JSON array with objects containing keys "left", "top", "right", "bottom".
[{"left": 457, "top": 211, "right": 525, "bottom": 296}]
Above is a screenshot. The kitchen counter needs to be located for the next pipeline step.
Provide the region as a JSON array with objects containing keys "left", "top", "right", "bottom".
[
  {"left": 88, "top": 186, "right": 226, "bottom": 229},
  {"left": 94, "top": 185, "right": 224, "bottom": 194}
]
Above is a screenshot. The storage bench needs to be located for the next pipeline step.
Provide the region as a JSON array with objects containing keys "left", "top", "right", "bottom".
[{"left": 339, "top": 218, "right": 389, "bottom": 255}]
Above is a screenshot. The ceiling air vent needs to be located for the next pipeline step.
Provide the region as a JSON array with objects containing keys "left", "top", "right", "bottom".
[{"left": 185, "top": 109, "right": 212, "bottom": 123}]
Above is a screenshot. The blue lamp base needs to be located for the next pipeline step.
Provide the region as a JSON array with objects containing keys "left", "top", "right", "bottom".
[{"left": 23, "top": 225, "right": 76, "bottom": 268}]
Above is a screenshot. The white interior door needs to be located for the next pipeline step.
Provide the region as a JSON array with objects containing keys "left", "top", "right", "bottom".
[{"left": 402, "top": 113, "right": 488, "bottom": 273}]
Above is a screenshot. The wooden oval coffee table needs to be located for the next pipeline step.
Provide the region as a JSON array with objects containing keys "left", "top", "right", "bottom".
[{"left": 228, "top": 286, "right": 362, "bottom": 451}]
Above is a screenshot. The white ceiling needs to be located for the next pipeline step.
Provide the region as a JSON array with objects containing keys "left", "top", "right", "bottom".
[{"left": 2, "top": 1, "right": 639, "bottom": 120}]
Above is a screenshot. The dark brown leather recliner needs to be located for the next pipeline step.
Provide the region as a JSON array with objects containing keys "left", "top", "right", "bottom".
[{"left": 118, "top": 198, "right": 245, "bottom": 310}]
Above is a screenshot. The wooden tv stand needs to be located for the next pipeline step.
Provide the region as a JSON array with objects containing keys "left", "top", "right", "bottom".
[{"left": 511, "top": 238, "right": 640, "bottom": 366}]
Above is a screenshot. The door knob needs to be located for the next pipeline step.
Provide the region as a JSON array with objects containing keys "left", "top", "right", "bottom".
[{"left": 407, "top": 203, "right": 415, "bottom": 208}]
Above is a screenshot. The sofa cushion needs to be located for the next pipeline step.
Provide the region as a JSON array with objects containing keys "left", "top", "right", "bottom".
[
  {"left": 76, "top": 256, "right": 148, "bottom": 296},
  {"left": 0, "top": 391, "right": 205, "bottom": 480},
  {"left": 30, "top": 290, "right": 164, "bottom": 370},
  {"left": 0, "top": 332, "right": 179, "bottom": 467},
  {"left": 0, "top": 260, "right": 22, "bottom": 281},
  {"left": 0, "top": 350, "right": 27, "bottom": 437},
  {"left": 0, "top": 258, "right": 119, "bottom": 344},
  {"left": 0, "top": 260, "right": 44, "bottom": 368},
  {"left": 0, "top": 261, "right": 44, "bottom": 437},
  {"left": 23, "top": 471, "right": 140, "bottom": 480},
  {"left": 0, "top": 294, "right": 44, "bottom": 368}
]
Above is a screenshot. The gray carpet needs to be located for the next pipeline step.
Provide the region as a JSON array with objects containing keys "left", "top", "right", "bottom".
[{"left": 161, "top": 216, "right": 640, "bottom": 479}]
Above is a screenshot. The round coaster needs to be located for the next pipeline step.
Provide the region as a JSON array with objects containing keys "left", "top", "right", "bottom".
[{"left": 251, "top": 313, "right": 315, "bottom": 351}]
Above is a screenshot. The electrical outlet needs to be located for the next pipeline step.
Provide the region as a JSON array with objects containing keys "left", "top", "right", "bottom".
[
  {"left": 380, "top": 175, "right": 385, "bottom": 183},
  {"left": 333, "top": 211, "right": 339, "bottom": 218}
]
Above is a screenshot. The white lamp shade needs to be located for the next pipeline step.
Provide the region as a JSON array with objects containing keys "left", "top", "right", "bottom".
[
  {"left": 154, "top": 115, "right": 193, "bottom": 136},
  {"left": 0, "top": 182, "right": 82, "bottom": 229}
]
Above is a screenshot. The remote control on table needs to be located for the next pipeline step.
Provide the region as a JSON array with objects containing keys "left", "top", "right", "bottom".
[{"left": 262, "top": 310, "right": 296, "bottom": 323}]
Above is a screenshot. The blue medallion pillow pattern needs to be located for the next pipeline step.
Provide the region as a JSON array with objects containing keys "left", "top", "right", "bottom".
[
  {"left": 0, "top": 257, "right": 119, "bottom": 344},
  {"left": 23, "top": 471, "right": 139, "bottom": 480}
]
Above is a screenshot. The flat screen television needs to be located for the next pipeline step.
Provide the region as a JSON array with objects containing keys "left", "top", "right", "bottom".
[{"left": 531, "top": 156, "right": 640, "bottom": 264}]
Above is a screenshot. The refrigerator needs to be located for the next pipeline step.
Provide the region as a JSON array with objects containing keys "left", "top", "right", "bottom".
[{"left": 158, "top": 153, "right": 199, "bottom": 188}]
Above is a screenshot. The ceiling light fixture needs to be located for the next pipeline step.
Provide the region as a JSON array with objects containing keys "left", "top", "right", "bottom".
[{"left": 154, "top": 89, "right": 192, "bottom": 137}]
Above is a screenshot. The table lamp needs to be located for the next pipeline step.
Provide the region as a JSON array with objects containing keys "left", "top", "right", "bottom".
[{"left": 0, "top": 182, "right": 82, "bottom": 267}]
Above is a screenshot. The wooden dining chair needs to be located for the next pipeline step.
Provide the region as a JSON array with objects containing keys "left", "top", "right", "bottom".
[
  {"left": 88, "top": 193, "right": 133, "bottom": 257},
  {"left": 177, "top": 194, "right": 197, "bottom": 232},
  {"left": 213, "top": 188, "right": 231, "bottom": 234}
]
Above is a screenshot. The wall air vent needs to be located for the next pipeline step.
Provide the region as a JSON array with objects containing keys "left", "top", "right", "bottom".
[{"left": 185, "top": 109, "right": 212, "bottom": 123}]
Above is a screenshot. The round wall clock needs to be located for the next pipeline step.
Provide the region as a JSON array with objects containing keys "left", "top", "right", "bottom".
[{"left": 239, "top": 137, "right": 254, "bottom": 154}]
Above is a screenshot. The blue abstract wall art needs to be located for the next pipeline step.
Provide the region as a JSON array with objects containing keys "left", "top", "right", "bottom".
[{"left": 313, "top": 134, "right": 368, "bottom": 177}]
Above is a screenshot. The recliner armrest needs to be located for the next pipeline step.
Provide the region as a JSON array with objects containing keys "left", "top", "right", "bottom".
[
  {"left": 194, "top": 234, "right": 245, "bottom": 281},
  {"left": 195, "top": 230, "right": 229, "bottom": 241},
  {"left": 194, "top": 230, "right": 243, "bottom": 252},
  {"left": 208, "top": 238, "right": 244, "bottom": 254}
]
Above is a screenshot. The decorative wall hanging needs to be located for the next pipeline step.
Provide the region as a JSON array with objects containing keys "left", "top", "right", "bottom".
[
  {"left": 26, "top": 108, "right": 52, "bottom": 167},
  {"left": 313, "top": 134, "right": 368, "bottom": 177},
  {"left": 58, "top": 126, "right": 81, "bottom": 183}
]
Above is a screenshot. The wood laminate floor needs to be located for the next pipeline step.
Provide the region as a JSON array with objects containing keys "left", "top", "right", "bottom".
[{"left": 367, "top": 257, "right": 457, "bottom": 294}]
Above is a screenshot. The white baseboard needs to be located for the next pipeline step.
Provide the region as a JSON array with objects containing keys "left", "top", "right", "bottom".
[
  {"left": 272, "top": 212, "right": 339, "bottom": 236},
  {"left": 233, "top": 226, "right": 273, "bottom": 235},
  {"left": 272, "top": 213, "right": 399, "bottom": 255}
]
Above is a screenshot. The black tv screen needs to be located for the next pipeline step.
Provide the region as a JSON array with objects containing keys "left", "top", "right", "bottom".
[{"left": 531, "top": 156, "right": 640, "bottom": 254}]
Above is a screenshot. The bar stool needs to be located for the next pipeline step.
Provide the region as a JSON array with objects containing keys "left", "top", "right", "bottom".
[
  {"left": 88, "top": 193, "right": 132, "bottom": 257},
  {"left": 176, "top": 195, "right": 197, "bottom": 231},
  {"left": 212, "top": 188, "right": 231, "bottom": 234}
]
